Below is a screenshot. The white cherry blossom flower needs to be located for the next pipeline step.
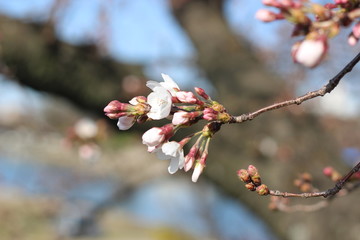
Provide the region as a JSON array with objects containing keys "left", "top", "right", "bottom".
[
  {"left": 117, "top": 116, "right": 136, "bottom": 130},
  {"left": 147, "top": 87, "right": 172, "bottom": 120},
  {"left": 142, "top": 127, "right": 165, "bottom": 148},
  {"left": 146, "top": 73, "right": 180, "bottom": 96},
  {"left": 172, "top": 111, "right": 189, "bottom": 125},
  {"left": 156, "top": 141, "right": 185, "bottom": 174},
  {"left": 292, "top": 38, "right": 327, "bottom": 68}
]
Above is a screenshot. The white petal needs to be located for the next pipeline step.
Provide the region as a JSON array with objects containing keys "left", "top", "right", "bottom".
[
  {"left": 162, "top": 141, "right": 180, "bottom": 157},
  {"left": 129, "top": 97, "right": 139, "bottom": 105},
  {"left": 117, "top": 116, "right": 135, "bottom": 130},
  {"left": 168, "top": 157, "right": 180, "bottom": 174},
  {"left": 147, "top": 88, "right": 172, "bottom": 120},
  {"left": 178, "top": 149, "right": 185, "bottom": 169},
  {"left": 146, "top": 81, "right": 161, "bottom": 91},
  {"left": 161, "top": 73, "right": 179, "bottom": 96},
  {"left": 147, "top": 146, "right": 157, "bottom": 152},
  {"left": 142, "top": 127, "right": 164, "bottom": 147},
  {"left": 295, "top": 40, "right": 325, "bottom": 68},
  {"left": 172, "top": 111, "right": 188, "bottom": 125},
  {"left": 192, "top": 163, "right": 204, "bottom": 182}
]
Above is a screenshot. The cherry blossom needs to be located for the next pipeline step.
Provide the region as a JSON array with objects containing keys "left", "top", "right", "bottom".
[
  {"left": 142, "top": 127, "right": 165, "bottom": 149},
  {"left": 146, "top": 73, "right": 180, "bottom": 96},
  {"left": 117, "top": 116, "right": 136, "bottom": 130},
  {"left": 147, "top": 87, "right": 172, "bottom": 120},
  {"left": 172, "top": 111, "right": 189, "bottom": 125},
  {"left": 156, "top": 141, "right": 185, "bottom": 174},
  {"left": 292, "top": 38, "right": 327, "bottom": 68}
]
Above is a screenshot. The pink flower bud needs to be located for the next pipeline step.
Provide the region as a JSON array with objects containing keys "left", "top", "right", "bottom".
[
  {"left": 194, "top": 87, "right": 210, "bottom": 100},
  {"left": 256, "top": 184, "right": 270, "bottom": 195},
  {"left": 104, "top": 100, "right": 130, "bottom": 119},
  {"left": 255, "top": 9, "right": 278, "bottom": 22},
  {"left": 292, "top": 38, "right": 327, "bottom": 68},
  {"left": 184, "top": 144, "right": 199, "bottom": 172},
  {"left": 245, "top": 182, "right": 256, "bottom": 191},
  {"left": 203, "top": 108, "right": 218, "bottom": 121},
  {"left": 349, "top": 35, "right": 359, "bottom": 46},
  {"left": 237, "top": 169, "right": 251, "bottom": 183},
  {"left": 323, "top": 166, "right": 333, "bottom": 177},
  {"left": 191, "top": 150, "right": 208, "bottom": 182},
  {"left": 251, "top": 174, "right": 262, "bottom": 186},
  {"left": 175, "top": 91, "right": 198, "bottom": 104},
  {"left": 247, "top": 165, "right": 258, "bottom": 177}
]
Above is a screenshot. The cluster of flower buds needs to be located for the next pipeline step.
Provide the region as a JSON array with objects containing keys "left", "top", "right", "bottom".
[
  {"left": 323, "top": 166, "right": 360, "bottom": 182},
  {"left": 256, "top": 0, "right": 360, "bottom": 68},
  {"left": 293, "top": 172, "right": 314, "bottom": 192},
  {"left": 104, "top": 74, "right": 231, "bottom": 182},
  {"left": 237, "top": 165, "right": 269, "bottom": 195}
]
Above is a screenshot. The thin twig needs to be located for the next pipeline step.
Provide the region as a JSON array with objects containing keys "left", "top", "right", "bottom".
[
  {"left": 230, "top": 51, "right": 360, "bottom": 123},
  {"left": 268, "top": 161, "right": 360, "bottom": 199},
  {"left": 269, "top": 190, "right": 326, "bottom": 198}
]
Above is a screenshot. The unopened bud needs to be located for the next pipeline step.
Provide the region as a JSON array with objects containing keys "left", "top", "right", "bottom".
[
  {"left": 301, "top": 172, "right": 312, "bottom": 182},
  {"left": 323, "top": 166, "right": 342, "bottom": 182},
  {"left": 299, "top": 183, "right": 312, "bottom": 192},
  {"left": 237, "top": 169, "right": 251, "bottom": 183},
  {"left": 245, "top": 182, "right": 256, "bottom": 191},
  {"left": 256, "top": 184, "right": 270, "bottom": 195},
  {"left": 251, "top": 174, "right": 262, "bottom": 186},
  {"left": 194, "top": 87, "right": 210, "bottom": 100},
  {"left": 192, "top": 161, "right": 205, "bottom": 183},
  {"left": 176, "top": 91, "right": 198, "bottom": 104},
  {"left": 104, "top": 100, "right": 130, "bottom": 119},
  {"left": 255, "top": 9, "right": 278, "bottom": 22},
  {"left": 323, "top": 166, "right": 333, "bottom": 177},
  {"left": 203, "top": 108, "right": 218, "bottom": 121},
  {"left": 348, "top": 34, "right": 358, "bottom": 46},
  {"left": 292, "top": 37, "right": 327, "bottom": 68},
  {"left": 247, "top": 165, "right": 258, "bottom": 177}
]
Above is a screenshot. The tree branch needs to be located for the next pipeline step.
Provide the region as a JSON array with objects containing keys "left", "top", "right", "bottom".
[
  {"left": 269, "top": 161, "right": 360, "bottom": 199},
  {"left": 230, "top": 51, "right": 360, "bottom": 123}
]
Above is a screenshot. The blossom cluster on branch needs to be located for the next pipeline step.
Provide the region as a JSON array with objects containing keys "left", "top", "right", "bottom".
[
  {"left": 256, "top": 0, "right": 360, "bottom": 67},
  {"left": 104, "top": 74, "right": 230, "bottom": 182}
]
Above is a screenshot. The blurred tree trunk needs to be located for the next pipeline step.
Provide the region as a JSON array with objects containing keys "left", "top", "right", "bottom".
[
  {"left": 172, "top": 1, "right": 358, "bottom": 240},
  {"left": 0, "top": 15, "right": 145, "bottom": 114}
]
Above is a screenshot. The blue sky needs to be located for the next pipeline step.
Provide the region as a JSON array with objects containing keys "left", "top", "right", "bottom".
[
  {"left": 0, "top": 0, "right": 280, "bottom": 87},
  {"left": 0, "top": 0, "right": 359, "bottom": 117}
]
